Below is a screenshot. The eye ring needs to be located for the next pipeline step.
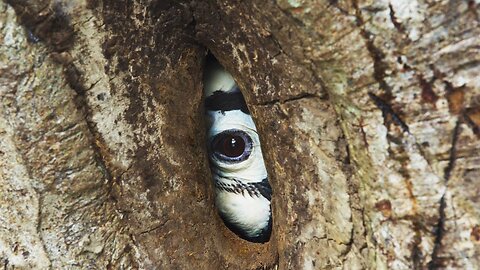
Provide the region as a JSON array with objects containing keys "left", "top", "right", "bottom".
[{"left": 210, "top": 129, "right": 253, "bottom": 163}]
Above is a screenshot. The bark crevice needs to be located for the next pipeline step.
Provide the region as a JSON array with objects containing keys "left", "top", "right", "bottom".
[{"left": 1, "top": 0, "right": 479, "bottom": 269}]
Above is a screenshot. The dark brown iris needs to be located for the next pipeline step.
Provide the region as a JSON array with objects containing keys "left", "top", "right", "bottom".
[{"left": 214, "top": 134, "right": 246, "bottom": 158}]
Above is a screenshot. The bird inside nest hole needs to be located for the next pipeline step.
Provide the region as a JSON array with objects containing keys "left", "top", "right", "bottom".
[{"left": 203, "top": 54, "right": 272, "bottom": 243}]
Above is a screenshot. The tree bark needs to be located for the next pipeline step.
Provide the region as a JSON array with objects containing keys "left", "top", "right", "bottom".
[{"left": 1, "top": 0, "right": 479, "bottom": 269}]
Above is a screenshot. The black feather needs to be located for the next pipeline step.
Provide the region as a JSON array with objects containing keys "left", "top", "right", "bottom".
[
  {"left": 252, "top": 178, "right": 272, "bottom": 201},
  {"left": 205, "top": 89, "right": 250, "bottom": 114}
]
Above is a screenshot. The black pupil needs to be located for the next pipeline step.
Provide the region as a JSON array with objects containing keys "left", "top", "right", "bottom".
[{"left": 217, "top": 134, "right": 245, "bottom": 157}]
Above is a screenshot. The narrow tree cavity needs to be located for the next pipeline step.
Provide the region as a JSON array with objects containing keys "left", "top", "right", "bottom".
[
  {"left": 1, "top": 0, "right": 479, "bottom": 269},
  {"left": 203, "top": 54, "right": 273, "bottom": 244}
]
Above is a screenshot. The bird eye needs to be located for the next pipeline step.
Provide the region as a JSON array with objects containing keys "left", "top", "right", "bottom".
[{"left": 211, "top": 130, "right": 253, "bottom": 162}]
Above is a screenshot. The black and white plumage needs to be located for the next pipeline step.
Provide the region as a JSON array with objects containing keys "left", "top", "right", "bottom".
[{"left": 204, "top": 58, "right": 272, "bottom": 243}]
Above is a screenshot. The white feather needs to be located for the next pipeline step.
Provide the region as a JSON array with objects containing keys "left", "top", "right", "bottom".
[
  {"left": 204, "top": 68, "right": 236, "bottom": 96},
  {"left": 216, "top": 189, "right": 271, "bottom": 237}
]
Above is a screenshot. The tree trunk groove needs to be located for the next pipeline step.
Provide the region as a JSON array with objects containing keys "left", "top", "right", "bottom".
[{"left": 1, "top": 0, "right": 479, "bottom": 269}]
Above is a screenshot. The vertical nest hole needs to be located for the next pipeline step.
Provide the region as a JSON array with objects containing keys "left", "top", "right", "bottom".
[{"left": 202, "top": 52, "right": 278, "bottom": 268}]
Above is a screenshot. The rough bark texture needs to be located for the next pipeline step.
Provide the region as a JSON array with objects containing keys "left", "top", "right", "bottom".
[{"left": 1, "top": 0, "right": 479, "bottom": 269}]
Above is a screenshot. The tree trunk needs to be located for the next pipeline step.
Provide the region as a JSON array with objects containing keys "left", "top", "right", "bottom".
[{"left": 1, "top": 0, "right": 479, "bottom": 269}]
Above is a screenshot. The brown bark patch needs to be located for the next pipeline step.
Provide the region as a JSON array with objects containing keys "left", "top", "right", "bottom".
[
  {"left": 465, "top": 108, "right": 480, "bottom": 128},
  {"left": 471, "top": 225, "right": 480, "bottom": 242},
  {"left": 375, "top": 199, "right": 392, "bottom": 218},
  {"left": 445, "top": 86, "right": 465, "bottom": 114},
  {"left": 6, "top": 0, "right": 75, "bottom": 51},
  {"left": 419, "top": 75, "right": 438, "bottom": 106}
]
